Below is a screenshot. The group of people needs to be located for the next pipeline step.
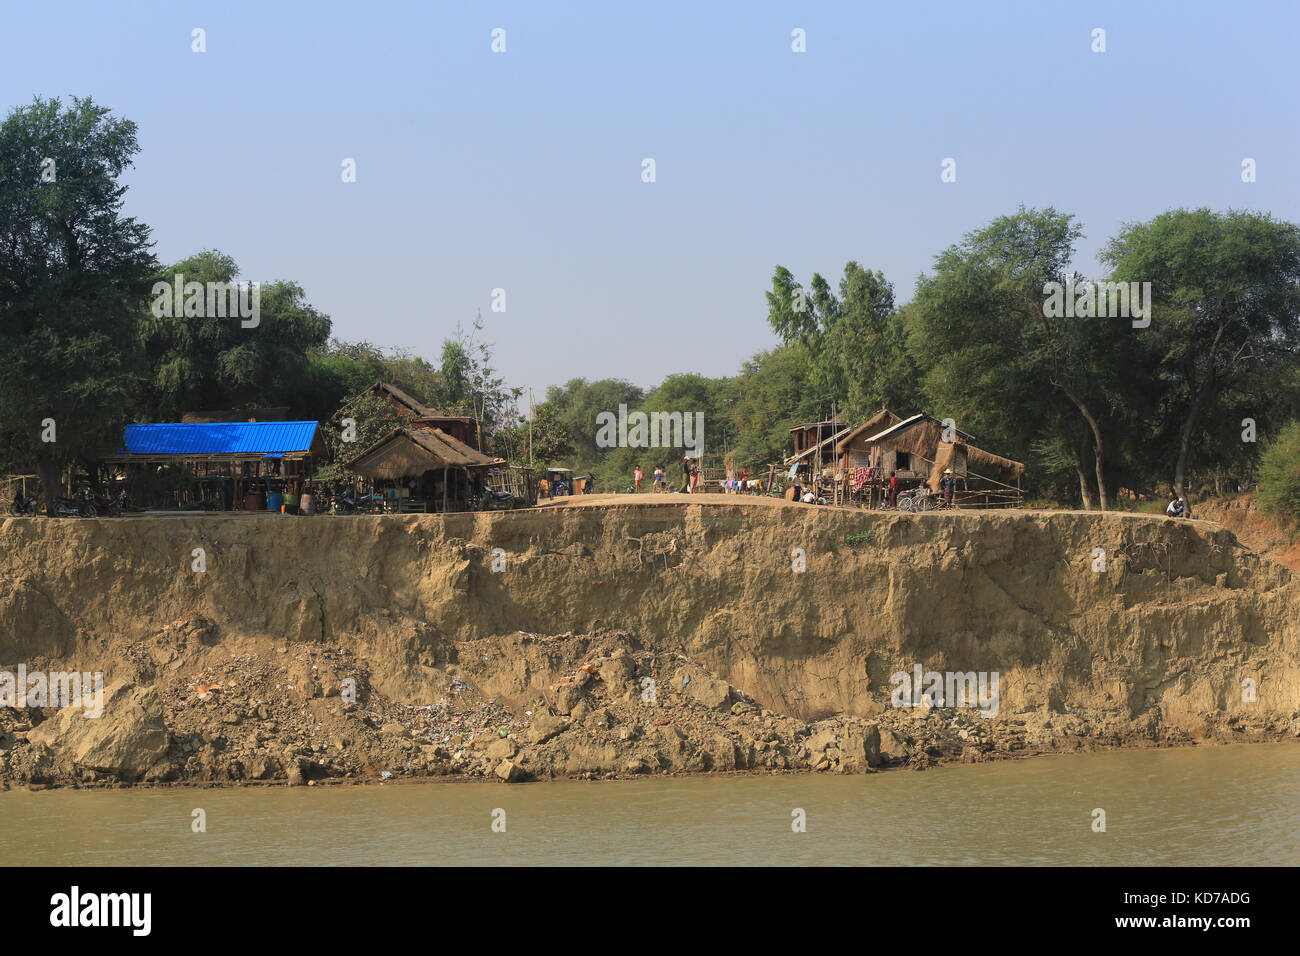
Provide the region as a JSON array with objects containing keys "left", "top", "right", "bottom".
[
  {"left": 1166, "top": 496, "right": 1192, "bottom": 518},
  {"left": 631, "top": 458, "right": 708, "bottom": 494},
  {"left": 630, "top": 463, "right": 673, "bottom": 492}
]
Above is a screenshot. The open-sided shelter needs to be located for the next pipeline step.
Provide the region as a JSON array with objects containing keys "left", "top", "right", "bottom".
[
  {"left": 346, "top": 425, "right": 499, "bottom": 512},
  {"left": 104, "top": 420, "right": 325, "bottom": 510}
]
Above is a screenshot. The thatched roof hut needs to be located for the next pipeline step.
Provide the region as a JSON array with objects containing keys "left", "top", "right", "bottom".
[
  {"left": 837, "top": 410, "right": 1025, "bottom": 491},
  {"left": 347, "top": 426, "right": 496, "bottom": 480}
]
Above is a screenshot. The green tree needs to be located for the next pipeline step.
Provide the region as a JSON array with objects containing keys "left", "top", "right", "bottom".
[
  {"left": 0, "top": 97, "right": 156, "bottom": 510},
  {"left": 312, "top": 392, "right": 415, "bottom": 487},
  {"left": 526, "top": 402, "right": 574, "bottom": 466},
  {"left": 435, "top": 316, "right": 522, "bottom": 453},
  {"left": 765, "top": 263, "right": 919, "bottom": 422},
  {"left": 909, "top": 206, "right": 1138, "bottom": 509},
  {"left": 1102, "top": 209, "right": 1300, "bottom": 497},
  {"left": 139, "top": 249, "right": 332, "bottom": 419},
  {"left": 729, "top": 344, "right": 821, "bottom": 466}
]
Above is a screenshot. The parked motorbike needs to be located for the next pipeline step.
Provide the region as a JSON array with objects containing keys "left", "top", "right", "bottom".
[
  {"left": 95, "top": 489, "right": 127, "bottom": 516},
  {"left": 482, "top": 489, "right": 516, "bottom": 511},
  {"left": 8, "top": 492, "right": 40, "bottom": 516},
  {"left": 331, "top": 490, "right": 383, "bottom": 514},
  {"left": 55, "top": 489, "right": 97, "bottom": 518}
]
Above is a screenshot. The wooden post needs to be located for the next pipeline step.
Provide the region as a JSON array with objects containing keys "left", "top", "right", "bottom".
[{"left": 442, "top": 467, "right": 448, "bottom": 513}]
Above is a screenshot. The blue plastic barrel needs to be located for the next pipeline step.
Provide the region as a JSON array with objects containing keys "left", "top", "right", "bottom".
[{"left": 267, "top": 492, "right": 283, "bottom": 512}]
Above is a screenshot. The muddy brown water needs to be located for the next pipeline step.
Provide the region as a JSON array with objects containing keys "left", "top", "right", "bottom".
[{"left": 2, "top": 743, "right": 1297, "bottom": 865}]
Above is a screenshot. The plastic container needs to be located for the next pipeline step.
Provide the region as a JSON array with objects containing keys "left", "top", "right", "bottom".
[{"left": 267, "top": 492, "right": 283, "bottom": 512}]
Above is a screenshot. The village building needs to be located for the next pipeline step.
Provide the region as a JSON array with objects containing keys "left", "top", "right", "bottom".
[
  {"left": 785, "top": 420, "right": 848, "bottom": 467},
  {"left": 345, "top": 423, "right": 534, "bottom": 512},
  {"left": 835, "top": 408, "right": 1025, "bottom": 508},
  {"left": 102, "top": 420, "right": 325, "bottom": 510}
]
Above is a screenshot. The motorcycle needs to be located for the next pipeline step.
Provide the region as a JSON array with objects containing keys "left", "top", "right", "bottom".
[
  {"left": 8, "top": 492, "right": 39, "bottom": 516},
  {"left": 55, "top": 489, "right": 97, "bottom": 518},
  {"left": 95, "top": 489, "right": 127, "bottom": 517},
  {"left": 482, "top": 489, "right": 517, "bottom": 511},
  {"left": 331, "top": 490, "right": 383, "bottom": 515}
]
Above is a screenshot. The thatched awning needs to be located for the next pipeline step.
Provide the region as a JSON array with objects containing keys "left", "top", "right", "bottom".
[
  {"left": 347, "top": 427, "right": 496, "bottom": 480},
  {"left": 925, "top": 440, "right": 1026, "bottom": 490},
  {"left": 963, "top": 442, "right": 1026, "bottom": 479}
]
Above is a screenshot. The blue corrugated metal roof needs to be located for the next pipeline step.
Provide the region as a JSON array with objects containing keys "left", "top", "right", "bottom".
[{"left": 121, "top": 421, "right": 320, "bottom": 456}]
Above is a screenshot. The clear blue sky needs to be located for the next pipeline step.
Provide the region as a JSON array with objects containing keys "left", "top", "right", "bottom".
[{"left": 2, "top": 0, "right": 1296, "bottom": 399}]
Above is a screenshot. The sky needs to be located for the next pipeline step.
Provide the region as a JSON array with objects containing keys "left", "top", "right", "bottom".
[{"left": 2, "top": 0, "right": 1297, "bottom": 401}]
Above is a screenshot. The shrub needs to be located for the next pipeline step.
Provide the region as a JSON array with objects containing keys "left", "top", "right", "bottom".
[{"left": 1258, "top": 421, "right": 1300, "bottom": 520}]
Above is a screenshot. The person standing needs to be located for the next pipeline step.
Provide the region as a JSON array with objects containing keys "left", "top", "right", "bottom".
[
  {"left": 633, "top": 464, "right": 643, "bottom": 493},
  {"left": 653, "top": 464, "right": 665, "bottom": 491},
  {"left": 680, "top": 456, "right": 691, "bottom": 494},
  {"left": 888, "top": 471, "right": 901, "bottom": 509},
  {"left": 940, "top": 468, "right": 956, "bottom": 508}
]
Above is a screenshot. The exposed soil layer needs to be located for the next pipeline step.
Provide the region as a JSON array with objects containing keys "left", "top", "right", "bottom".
[
  {"left": 1, "top": 500, "right": 1298, "bottom": 788},
  {"left": 1193, "top": 493, "right": 1300, "bottom": 572}
]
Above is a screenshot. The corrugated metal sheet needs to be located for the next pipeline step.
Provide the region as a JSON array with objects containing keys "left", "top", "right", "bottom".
[{"left": 121, "top": 421, "right": 320, "bottom": 456}]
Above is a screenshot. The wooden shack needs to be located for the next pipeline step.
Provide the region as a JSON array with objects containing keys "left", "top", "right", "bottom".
[
  {"left": 785, "top": 420, "right": 848, "bottom": 465},
  {"left": 836, "top": 410, "right": 1025, "bottom": 508}
]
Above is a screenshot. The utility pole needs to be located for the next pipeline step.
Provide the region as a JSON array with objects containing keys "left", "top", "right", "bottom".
[{"left": 528, "top": 388, "right": 534, "bottom": 466}]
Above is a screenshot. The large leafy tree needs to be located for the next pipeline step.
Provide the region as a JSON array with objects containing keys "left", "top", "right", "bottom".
[
  {"left": 139, "top": 248, "right": 332, "bottom": 419},
  {"left": 909, "top": 206, "right": 1144, "bottom": 509},
  {"left": 1258, "top": 420, "right": 1300, "bottom": 520},
  {"left": 544, "top": 377, "right": 645, "bottom": 466},
  {"left": 1102, "top": 209, "right": 1300, "bottom": 497},
  {"left": 766, "top": 262, "right": 919, "bottom": 423},
  {"left": 0, "top": 97, "right": 156, "bottom": 510}
]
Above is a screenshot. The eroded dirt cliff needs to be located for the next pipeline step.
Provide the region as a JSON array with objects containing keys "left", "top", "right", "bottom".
[{"left": 1, "top": 500, "right": 1297, "bottom": 787}]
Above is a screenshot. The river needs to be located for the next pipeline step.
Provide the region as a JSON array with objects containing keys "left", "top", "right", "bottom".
[{"left": 4, "top": 743, "right": 1297, "bottom": 865}]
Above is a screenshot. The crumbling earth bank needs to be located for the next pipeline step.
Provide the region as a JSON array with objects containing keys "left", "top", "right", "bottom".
[{"left": 1, "top": 504, "right": 1298, "bottom": 787}]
